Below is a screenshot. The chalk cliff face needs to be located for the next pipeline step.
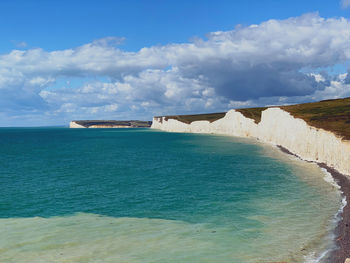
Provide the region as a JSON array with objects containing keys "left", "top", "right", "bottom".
[
  {"left": 69, "top": 121, "right": 139, "bottom": 128},
  {"left": 69, "top": 121, "right": 86, "bottom": 128},
  {"left": 151, "top": 108, "right": 350, "bottom": 176}
]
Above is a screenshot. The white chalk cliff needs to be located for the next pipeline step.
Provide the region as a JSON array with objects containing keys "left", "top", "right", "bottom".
[
  {"left": 69, "top": 122, "right": 131, "bottom": 128},
  {"left": 151, "top": 108, "right": 350, "bottom": 176},
  {"left": 69, "top": 121, "right": 86, "bottom": 128}
]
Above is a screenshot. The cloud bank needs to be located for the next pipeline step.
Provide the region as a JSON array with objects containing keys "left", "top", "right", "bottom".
[{"left": 1, "top": 13, "right": 350, "bottom": 126}]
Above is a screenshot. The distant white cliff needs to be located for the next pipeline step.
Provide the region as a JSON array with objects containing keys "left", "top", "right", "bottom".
[
  {"left": 69, "top": 120, "right": 152, "bottom": 128},
  {"left": 69, "top": 121, "right": 86, "bottom": 128},
  {"left": 151, "top": 108, "right": 350, "bottom": 176}
]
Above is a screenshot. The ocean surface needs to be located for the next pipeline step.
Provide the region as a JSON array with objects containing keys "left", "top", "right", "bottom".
[{"left": 0, "top": 127, "right": 343, "bottom": 263}]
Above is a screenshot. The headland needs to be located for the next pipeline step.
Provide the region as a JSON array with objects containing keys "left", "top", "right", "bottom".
[{"left": 70, "top": 120, "right": 152, "bottom": 128}]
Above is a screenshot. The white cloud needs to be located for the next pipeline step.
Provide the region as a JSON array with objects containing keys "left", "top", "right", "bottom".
[
  {"left": 309, "top": 73, "right": 326, "bottom": 83},
  {"left": 1, "top": 13, "right": 350, "bottom": 125},
  {"left": 311, "top": 74, "right": 350, "bottom": 100}
]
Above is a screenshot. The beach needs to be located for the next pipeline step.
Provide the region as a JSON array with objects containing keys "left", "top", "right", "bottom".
[
  {"left": 278, "top": 145, "right": 350, "bottom": 263},
  {"left": 320, "top": 164, "right": 350, "bottom": 263}
]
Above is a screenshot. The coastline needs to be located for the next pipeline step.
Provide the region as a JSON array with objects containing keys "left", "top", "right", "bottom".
[
  {"left": 320, "top": 164, "right": 350, "bottom": 263},
  {"left": 69, "top": 120, "right": 152, "bottom": 128},
  {"left": 278, "top": 146, "right": 350, "bottom": 263}
]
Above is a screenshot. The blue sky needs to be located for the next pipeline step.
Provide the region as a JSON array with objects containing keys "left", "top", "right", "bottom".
[
  {"left": 1, "top": 0, "right": 350, "bottom": 126},
  {"left": 1, "top": 0, "right": 349, "bottom": 53}
]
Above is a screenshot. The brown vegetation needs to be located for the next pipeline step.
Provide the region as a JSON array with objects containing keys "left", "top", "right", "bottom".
[
  {"left": 156, "top": 112, "right": 227, "bottom": 124},
  {"left": 73, "top": 120, "right": 152, "bottom": 128},
  {"left": 235, "top": 107, "right": 268, "bottom": 123},
  {"left": 281, "top": 97, "right": 350, "bottom": 140},
  {"left": 158, "top": 97, "right": 350, "bottom": 140}
]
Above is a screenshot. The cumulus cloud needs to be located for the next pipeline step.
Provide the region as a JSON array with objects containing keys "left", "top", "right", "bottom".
[{"left": 1, "top": 13, "right": 350, "bottom": 125}]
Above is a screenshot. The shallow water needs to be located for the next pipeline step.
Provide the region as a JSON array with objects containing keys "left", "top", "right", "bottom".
[{"left": 0, "top": 128, "right": 342, "bottom": 262}]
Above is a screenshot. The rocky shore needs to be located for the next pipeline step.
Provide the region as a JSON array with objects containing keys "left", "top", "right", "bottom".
[{"left": 278, "top": 146, "right": 350, "bottom": 262}]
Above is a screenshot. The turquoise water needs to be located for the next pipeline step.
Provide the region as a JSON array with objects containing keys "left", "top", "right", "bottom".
[{"left": 0, "top": 128, "right": 342, "bottom": 262}]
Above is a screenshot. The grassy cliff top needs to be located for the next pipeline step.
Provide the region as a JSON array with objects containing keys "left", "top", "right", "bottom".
[
  {"left": 73, "top": 120, "right": 152, "bottom": 128},
  {"left": 236, "top": 97, "right": 350, "bottom": 139},
  {"left": 155, "top": 112, "right": 227, "bottom": 124},
  {"left": 235, "top": 98, "right": 350, "bottom": 139},
  {"left": 281, "top": 97, "right": 350, "bottom": 140},
  {"left": 157, "top": 97, "right": 350, "bottom": 140},
  {"left": 235, "top": 107, "right": 268, "bottom": 123}
]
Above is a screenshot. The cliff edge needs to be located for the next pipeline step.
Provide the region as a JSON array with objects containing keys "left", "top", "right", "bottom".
[{"left": 151, "top": 98, "right": 350, "bottom": 176}]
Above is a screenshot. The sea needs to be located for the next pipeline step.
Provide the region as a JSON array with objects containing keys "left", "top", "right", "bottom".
[{"left": 0, "top": 127, "right": 343, "bottom": 263}]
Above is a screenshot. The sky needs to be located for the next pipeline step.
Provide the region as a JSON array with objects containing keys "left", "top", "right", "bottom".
[{"left": 1, "top": 0, "right": 350, "bottom": 126}]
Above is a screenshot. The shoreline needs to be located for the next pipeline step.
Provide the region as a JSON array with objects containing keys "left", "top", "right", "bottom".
[
  {"left": 152, "top": 103, "right": 350, "bottom": 262},
  {"left": 319, "top": 164, "right": 350, "bottom": 263},
  {"left": 277, "top": 146, "right": 350, "bottom": 263}
]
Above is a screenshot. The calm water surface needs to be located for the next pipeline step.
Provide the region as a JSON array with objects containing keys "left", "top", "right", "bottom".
[{"left": 0, "top": 128, "right": 342, "bottom": 262}]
